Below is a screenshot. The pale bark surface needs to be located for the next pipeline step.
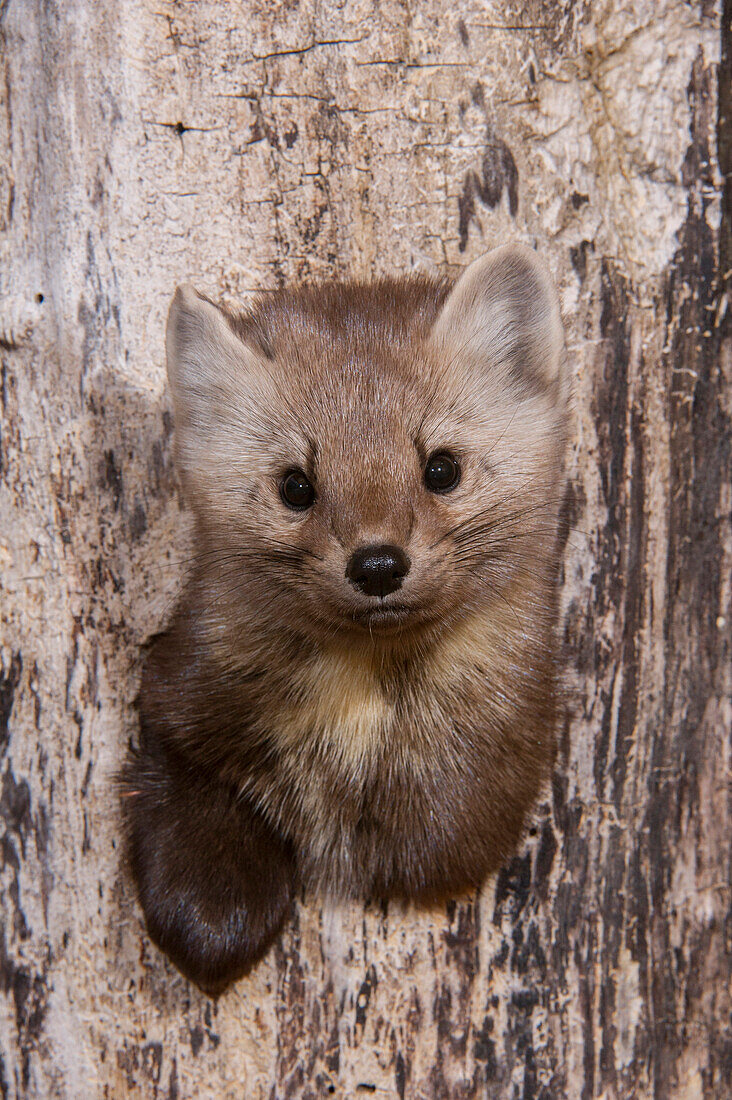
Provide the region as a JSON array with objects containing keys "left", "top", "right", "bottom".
[{"left": 0, "top": 1, "right": 729, "bottom": 1097}]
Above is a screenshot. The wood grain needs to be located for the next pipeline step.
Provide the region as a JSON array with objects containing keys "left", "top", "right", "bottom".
[{"left": 0, "top": 1, "right": 728, "bottom": 1096}]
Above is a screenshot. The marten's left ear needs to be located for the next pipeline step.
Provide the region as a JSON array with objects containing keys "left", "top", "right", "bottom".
[{"left": 432, "top": 243, "right": 566, "bottom": 399}]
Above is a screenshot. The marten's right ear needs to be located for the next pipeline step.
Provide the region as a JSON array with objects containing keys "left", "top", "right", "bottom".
[
  {"left": 166, "top": 285, "right": 260, "bottom": 424},
  {"left": 165, "top": 286, "right": 272, "bottom": 493}
]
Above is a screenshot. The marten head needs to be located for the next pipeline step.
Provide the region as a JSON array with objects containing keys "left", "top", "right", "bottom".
[{"left": 166, "top": 244, "right": 569, "bottom": 647}]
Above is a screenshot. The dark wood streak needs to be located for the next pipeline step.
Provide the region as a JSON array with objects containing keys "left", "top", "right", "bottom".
[{"left": 646, "top": 46, "right": 731, "bottom": 1099}]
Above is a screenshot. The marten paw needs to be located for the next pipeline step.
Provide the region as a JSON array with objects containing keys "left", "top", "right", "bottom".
[{"left": 122, "top": 747, "right": 295, "bottom": 993}]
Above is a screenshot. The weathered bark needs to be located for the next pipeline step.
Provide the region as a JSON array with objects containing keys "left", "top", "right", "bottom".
[{"left": 0, "top": 1, "right": 729, "bottom": 1097}]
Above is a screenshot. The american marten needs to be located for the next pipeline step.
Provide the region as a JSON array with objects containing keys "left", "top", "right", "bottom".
[{"left": 123, "top": 243, "right": 570, "bottom": 993}]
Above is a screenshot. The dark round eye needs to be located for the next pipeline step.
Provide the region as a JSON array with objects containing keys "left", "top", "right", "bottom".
[
  {"left": 280, "top": 469, "right": 315, "bottom": 510},
  {"left": 425, "top": 452, "right": 460, "bottom": 493}
]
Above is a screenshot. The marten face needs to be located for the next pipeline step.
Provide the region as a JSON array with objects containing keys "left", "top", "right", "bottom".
[{"left": 166, "top": 246, "right": 569, "bottom": 646}]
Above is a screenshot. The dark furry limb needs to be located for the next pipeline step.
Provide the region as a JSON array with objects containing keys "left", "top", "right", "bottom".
[{"left": 122, "top": 730, "right": 295, "bottom": 994}]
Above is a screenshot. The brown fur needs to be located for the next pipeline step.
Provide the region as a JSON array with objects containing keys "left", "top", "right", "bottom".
[{"left": 123, "top": 244, "right": 570, "bottom": 992}]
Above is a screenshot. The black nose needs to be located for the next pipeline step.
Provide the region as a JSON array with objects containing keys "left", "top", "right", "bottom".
[{"left": 346, "top": 544, "right": 411, "bottom": 598}]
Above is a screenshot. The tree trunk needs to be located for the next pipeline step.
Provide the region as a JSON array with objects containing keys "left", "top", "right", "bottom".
[{"left": 0, "top": 1, "right": 729, "bottom": 1097}]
